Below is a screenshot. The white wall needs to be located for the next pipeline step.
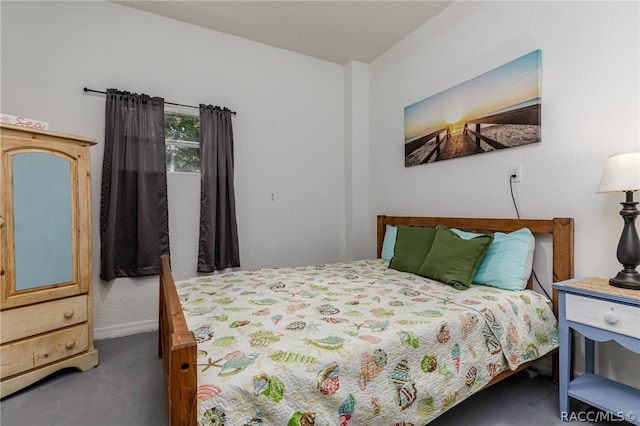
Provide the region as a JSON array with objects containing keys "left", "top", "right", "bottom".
[
  {"left": 1, "top": 1, "right": 346, "bottom": 338},
  {"left": 367, "top": 1, "right": 639, "bottom": 387}
]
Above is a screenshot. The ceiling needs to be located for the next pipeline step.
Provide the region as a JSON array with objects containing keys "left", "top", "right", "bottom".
[{"left": 112, "top": 1, "right": 453, "bottom": 65}]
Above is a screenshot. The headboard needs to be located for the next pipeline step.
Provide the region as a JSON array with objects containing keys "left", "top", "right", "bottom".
[{"left": 376, "top": 215, "right": 575, "bottom": 318}]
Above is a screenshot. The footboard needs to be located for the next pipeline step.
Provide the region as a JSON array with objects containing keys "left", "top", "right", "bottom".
[{"left": 159, "top": 255, "right": 198, "bottom": 426}]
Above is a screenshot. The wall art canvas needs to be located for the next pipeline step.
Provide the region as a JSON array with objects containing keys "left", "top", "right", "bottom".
[{"left": 404, "top": 49, "right": 541, "bottom": 167}]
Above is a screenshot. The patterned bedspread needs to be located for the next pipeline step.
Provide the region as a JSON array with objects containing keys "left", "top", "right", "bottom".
[{"left": 176, "top": 259, "right": 558, "bottom": 426}]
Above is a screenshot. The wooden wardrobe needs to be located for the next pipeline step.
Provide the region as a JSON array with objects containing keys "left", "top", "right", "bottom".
[{"left": 0, "top": 124, "right": 98, "bottom": 397}]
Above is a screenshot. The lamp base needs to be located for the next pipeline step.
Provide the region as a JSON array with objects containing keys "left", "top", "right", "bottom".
[
  {"left": 609, "top": 192, "right": 640, "bottom": 290},
  {"left": 609, "top": 269, "right": 640, "bottom": 290}
]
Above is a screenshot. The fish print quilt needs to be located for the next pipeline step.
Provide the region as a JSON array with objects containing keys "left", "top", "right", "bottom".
[{"left": 175, "top": 259, "right": 558, "bottom": 426}]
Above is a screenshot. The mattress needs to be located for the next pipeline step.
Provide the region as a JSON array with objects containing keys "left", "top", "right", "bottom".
[{"left": 175, "top": 259, "right": 558, "bottom": 425}]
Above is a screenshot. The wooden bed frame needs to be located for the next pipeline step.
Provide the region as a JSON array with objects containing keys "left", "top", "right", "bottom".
[{"left": 159, "top": 215, "right": 574, "bottom": 425}]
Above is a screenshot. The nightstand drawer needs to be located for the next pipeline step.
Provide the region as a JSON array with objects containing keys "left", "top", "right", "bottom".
[
  {"left": 566, "top": 294, "right": 640, "bottom": 339},
  {"left": 0, "top": 323, "right": 89, "bottom": 379},
  {"left": 0, "top": 295, "right": 88, "bottom": 344}
]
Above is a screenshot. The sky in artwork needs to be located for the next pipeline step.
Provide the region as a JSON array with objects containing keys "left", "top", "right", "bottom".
[{"left": 404, "top": 50, "right": 541, "bottom": 142}]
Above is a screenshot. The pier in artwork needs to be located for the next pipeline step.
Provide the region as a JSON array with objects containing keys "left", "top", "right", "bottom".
[{"left": 404, "top": 104, "right": 540, "bottom": 167}]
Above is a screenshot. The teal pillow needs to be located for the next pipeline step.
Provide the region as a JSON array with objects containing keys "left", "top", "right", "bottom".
[
  {"left": 381, "top": 225, "right": 398, "bottom": 262},
  {"left": 452, "top": 228, "right": 535, "bottom": 290},
  {"left": 418, "top": 226, "right": 493, "bottom": 290},
  {"left": 389, "top": 226, "right": 437, "bottom": 274}
]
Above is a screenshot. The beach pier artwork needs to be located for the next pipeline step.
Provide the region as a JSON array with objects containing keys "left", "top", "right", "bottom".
[{"left": 404, "top": 50, "right": 542, "bottom": 167}]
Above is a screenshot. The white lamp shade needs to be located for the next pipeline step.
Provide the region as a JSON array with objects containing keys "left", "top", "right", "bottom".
[{"left": 596, "top": 151, "right": 640, "bottom": 193}]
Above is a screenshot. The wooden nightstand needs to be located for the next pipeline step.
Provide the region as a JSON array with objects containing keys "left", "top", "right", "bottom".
[{"left": 554, "top": 278, "right": 640, "bottom": 425}]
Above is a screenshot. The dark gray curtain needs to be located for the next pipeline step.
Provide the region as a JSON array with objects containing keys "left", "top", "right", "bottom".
[
  {"left": 197, "top": 105, "right": 240, "bottom": 272},
  {"left": 100, "top": 89, "right": 169, "bottom": 281}
]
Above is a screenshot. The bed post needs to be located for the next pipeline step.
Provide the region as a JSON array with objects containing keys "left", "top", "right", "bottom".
[
  {"left": 377, "top": 215, "right": 386, "bottom": 258},
  {"left": 551, "top": 218, "right": 575, "bottom": 282},
  {"left": 168, "top": 336, "right": 198, "bottom": 425},
  {"left": 159, "top": 255, "right": 198, "bottom": 426},
  {"left": 551, "top": 218, "right": 574, "bottom": 384}
]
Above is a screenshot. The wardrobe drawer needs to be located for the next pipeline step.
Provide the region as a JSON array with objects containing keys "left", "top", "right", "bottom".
[
  {"left": 565, "top": 294, "right": 640, "bottom": 339},
  {"left": 0, "top": 295, "right": 88, "bottom": 344},
  {"left": 0, "top": 323, "right": 89, "bottom": 379}
]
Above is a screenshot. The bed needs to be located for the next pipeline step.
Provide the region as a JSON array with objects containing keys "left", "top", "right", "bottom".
[{"left": 159, "top": 215, "right": 574, "bottom": 425}]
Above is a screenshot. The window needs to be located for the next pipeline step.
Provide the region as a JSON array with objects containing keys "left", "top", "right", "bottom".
[{"left": 165, "top": 112, "right": 200, "bottom": 173}]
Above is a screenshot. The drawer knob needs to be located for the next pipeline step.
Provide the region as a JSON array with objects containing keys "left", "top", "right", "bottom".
[
  {"left": 66, "top": 341, "right": 76, "bottom": 350},
  {"left": 64, "top": 309, "right": 75, "bottom": 319},
  {"left": 604, "top": 309, "right": 618, "bottom": 324}
]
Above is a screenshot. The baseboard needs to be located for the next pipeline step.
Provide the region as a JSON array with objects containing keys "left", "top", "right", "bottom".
[{"left": 94, "top": 319, "right": 158, "bottom": 340}]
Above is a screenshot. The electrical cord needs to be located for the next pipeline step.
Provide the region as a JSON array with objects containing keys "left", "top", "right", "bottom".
[
  {"left": 510, "top": 174, "right": 552, "bottom": 300},
  {"left": 509, "top": 174, "right": 521, "bottom": 219}
]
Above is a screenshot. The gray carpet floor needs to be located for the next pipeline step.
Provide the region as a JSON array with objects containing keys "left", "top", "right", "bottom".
[{"left": 0, "top": 331, "right": 631, "bottom": 425}]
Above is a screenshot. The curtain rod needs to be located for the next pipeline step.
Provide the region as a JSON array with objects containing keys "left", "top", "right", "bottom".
[{"left": 83, "top": 87, "right": 236, "bottom": 115}]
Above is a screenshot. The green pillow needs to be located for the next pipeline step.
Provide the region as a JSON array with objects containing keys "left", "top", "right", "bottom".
[
  {"left": 389, "top": 226, "right": 437, "bottom": 274},
  {"left": 418, "top": 226, "right": 493, "bottom": 290}
]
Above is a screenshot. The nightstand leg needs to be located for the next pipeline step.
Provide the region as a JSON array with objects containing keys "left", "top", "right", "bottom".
[
  {"left": 584, "top": 338, "right": 595, "bottom": 374},
  {"left": 559, "top": 322, "right": 570, "bottom": 419}
]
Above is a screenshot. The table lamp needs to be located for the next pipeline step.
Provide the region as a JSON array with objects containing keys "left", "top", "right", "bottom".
[{"left": 596, "top": 151, "right": 640, "bottom": 289}]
